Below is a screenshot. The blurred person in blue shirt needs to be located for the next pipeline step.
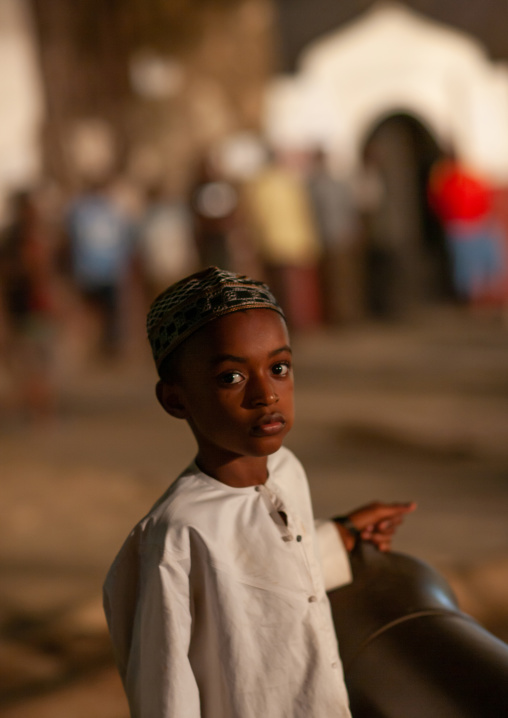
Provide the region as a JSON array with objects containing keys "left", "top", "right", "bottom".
[{"left": 67, "top": 178, "right": 134, "bottom": 356}]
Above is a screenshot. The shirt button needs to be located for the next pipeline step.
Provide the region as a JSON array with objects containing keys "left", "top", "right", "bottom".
[
  {"left": 254, "top": 486, "right": 261, "bottom": 492},
  {"left": 332, "top": 661, "right": 338, "bottom": 669},
  {"left": 308, "top": 595, "right": 318, "bottom": 603},
  {"left": 296, "top": 535, "right": 302, "bottom": 542}
]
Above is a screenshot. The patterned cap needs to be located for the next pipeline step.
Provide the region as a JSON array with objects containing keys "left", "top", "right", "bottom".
[{"left": 147, "top": 266, "right": 285, "bottom": 370}]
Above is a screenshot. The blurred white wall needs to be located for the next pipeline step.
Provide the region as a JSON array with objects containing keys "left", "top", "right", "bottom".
[
  {"left": 0, "top": 0, "right": 44, "bottom": 221},
  {"left": 264, "top": 3, "right": 508, "bottom": 184}
]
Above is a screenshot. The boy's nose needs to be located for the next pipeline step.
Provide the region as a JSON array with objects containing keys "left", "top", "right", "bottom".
[
  {"left": 253, "top": 391, "right": 279, "bottom": 407},
  {"left": 249, "top": 376, "right": 279, "bottom": 406}
]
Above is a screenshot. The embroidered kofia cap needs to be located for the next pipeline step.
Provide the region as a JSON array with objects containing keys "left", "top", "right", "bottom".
[{"left": 147, "top": 266, "right": 285, "bottom": 370}]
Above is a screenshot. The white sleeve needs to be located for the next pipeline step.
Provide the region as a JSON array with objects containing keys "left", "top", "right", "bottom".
[
  {"left": 314, "top": 519, "right": 352, "bottom": 591},
  {"left": 105, "top": 540, "right": 201, "bottom": 718}
]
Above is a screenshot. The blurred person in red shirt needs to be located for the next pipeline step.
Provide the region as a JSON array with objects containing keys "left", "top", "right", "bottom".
[{"left": 428, "top": 156, "right": 506, "bottom": 308}]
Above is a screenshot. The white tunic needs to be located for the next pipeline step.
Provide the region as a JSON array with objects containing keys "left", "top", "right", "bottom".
[{"left": 103, "top": 446, "right": 352, "bottom": 718}]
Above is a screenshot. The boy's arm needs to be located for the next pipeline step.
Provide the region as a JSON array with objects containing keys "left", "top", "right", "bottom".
[
  {"left": 105, "top": 543, "right": 201, "bottom": 718},
  {"left": 314, "top": 519, "right": 353, "bottom": 590},
  {"left": 314, "top": 502, "right": 417, "bottom": 592},
  {"left": 128, "top": 550, "right": 201, "bottom": 717}
]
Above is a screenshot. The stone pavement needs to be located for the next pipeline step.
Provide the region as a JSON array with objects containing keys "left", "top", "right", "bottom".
[{"left": 1, "top": 305, "right": 508, "bottom": 716}]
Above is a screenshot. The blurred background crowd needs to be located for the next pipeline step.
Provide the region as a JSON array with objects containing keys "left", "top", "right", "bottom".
[{"left": 1, "top": 136, "right": 508, "bottom": 424}]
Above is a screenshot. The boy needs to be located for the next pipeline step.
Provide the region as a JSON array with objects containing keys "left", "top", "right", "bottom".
[{"left": 104, "top": 267, "right": 415, "bottom": 717}]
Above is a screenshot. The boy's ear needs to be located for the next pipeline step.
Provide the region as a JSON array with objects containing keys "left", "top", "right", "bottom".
[{"left": 156, "top": 380, "right": 188, "bottom": 419}]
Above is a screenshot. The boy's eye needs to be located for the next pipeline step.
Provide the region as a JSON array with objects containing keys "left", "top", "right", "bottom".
[
  {"left": 272, "top": 362, "right": 290, "bottom": 377},
  {"left": 219, "top": 371, "right": 243, "bottom": 385}
]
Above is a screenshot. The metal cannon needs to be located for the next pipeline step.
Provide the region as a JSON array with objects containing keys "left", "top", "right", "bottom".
[{"left": 328, "top": 542, "right": 508, "bottom": 717}]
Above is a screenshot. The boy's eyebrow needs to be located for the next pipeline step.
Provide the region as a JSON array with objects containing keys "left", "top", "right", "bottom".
[
  {"left": 270, "top": 345, "right": 292, "bottom": 358},
  {"left": 209, "top": 345, "right": 292, "bottom": 367}
]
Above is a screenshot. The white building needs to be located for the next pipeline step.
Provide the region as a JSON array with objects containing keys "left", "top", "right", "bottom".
[{"left": 265, "top": 2, "right": 508, "bottom": 186}]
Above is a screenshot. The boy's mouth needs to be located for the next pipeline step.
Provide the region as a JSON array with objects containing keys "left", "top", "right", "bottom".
[{"left": 250, "top": 412, "right": 286, "bottom": 436}]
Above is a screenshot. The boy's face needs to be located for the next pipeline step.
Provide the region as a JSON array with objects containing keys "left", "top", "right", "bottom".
[{"left": 159, "top": 308, "right": 294, "bottom": 465}]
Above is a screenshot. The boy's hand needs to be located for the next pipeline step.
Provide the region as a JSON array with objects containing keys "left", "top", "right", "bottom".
[{"left": 334, "top": 501, "right": 417, "bottom": 552}]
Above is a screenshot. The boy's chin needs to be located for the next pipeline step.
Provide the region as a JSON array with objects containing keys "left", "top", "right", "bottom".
[{"left": 247, "top": 435, "right": 287, "bottom": 457}]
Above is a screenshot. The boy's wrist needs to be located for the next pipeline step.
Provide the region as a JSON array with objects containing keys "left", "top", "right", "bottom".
[
  {"left": 332, "top": 515, "right": 362, "bottom": 551},
  {"left": 333, "top": 515, "right": 361, "bottom": 536}
]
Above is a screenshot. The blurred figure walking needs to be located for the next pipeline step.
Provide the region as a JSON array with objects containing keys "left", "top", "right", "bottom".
[
  {"left": 66, "top": 178, "right": 134, "bottom": 357},
  {"left": 137, "top": 183, "right": 198, "bottom": 304},
  {"left": 0, "top": 189, "right": 60, "bottom": 421},
  {"left": 428, "top": 157, "right": 506, "bottom": 309},
  {"left": 246, "top": 150, "right": 323, "bottom": 330},
  {"left": 306, "top": 149, "right": 364, "bottom": 324},
  {"left": 189, "top": 155, "right": 240, "bottom": 271}
]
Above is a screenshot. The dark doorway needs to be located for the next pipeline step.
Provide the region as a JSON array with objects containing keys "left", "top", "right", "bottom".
[{"left": 360, "top": 113, "right": 453, "bottom": 318}]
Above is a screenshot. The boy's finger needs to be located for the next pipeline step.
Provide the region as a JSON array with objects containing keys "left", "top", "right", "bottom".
[
  {"left": 361, "top": 502, "right": 416, "bottom": 523},
  {"left": 386, "top": 503, "right": 417, "bottom": 517},
  {"left": 367, "top": 529, "right": 395, "bottom": 543},
  {"left": 368, "top": 536, "right": 392, "bottom": 551},
  {"left": 379, "top": 516, "right": 404, "bottom": 529},
  {"left": 377, "top": 502, "right": 416, "bottom": 518}
]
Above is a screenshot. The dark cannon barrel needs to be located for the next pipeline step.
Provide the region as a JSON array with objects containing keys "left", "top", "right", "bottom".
[{"left": 328, "top": 542, "right": 508, "bottom": 717}]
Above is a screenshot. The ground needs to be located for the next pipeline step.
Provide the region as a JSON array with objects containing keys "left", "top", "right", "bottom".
[{"left": 1, "top": 304, "right": 508, "bottom": 716}]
